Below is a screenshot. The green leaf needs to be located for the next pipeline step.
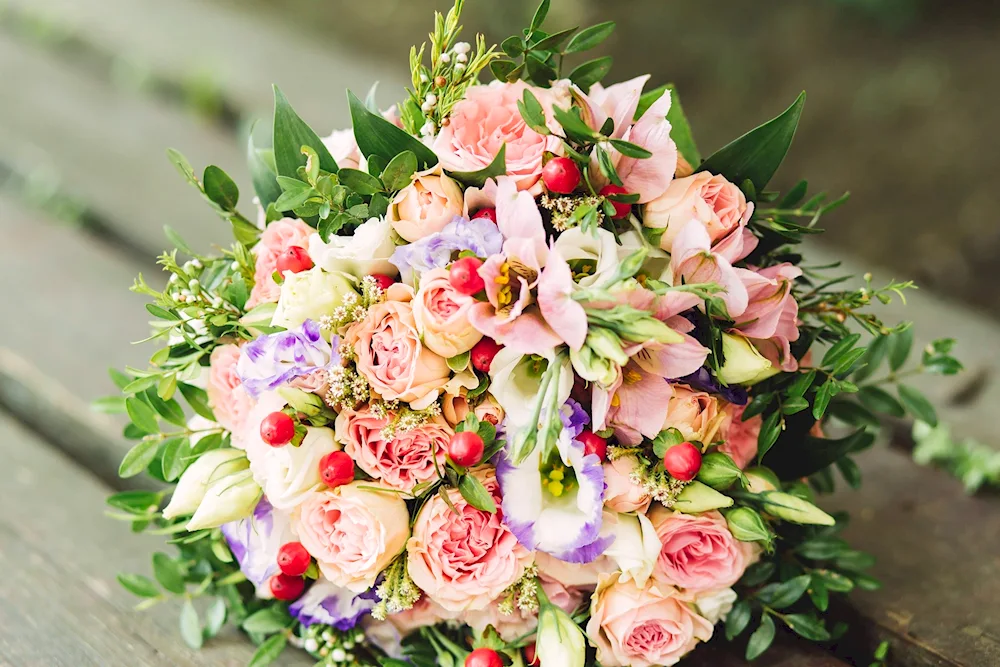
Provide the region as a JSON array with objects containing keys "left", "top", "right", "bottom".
[
  {"left": 758, "top": 574, "right": 811, "bottom": 609},
  {"left": 118, "top": 439, "right": 159, "bottom": 478},
  {"left": 698, "top": 92, "right": 806, "bottom": 195},
  {"left": 568, "top": 56, "right": 613, "bottom": 91},
  {"left": 767, "top": 428, "right": 873, "bottom": 480},
  {"left": 858, "top": 386, "right": 905, "bottom": 417},
  {"left": 501, "top": 36, "right": 524, "bottom": 58},
  {"left": 338, "top": 168, "right": 384, "bottom": 195},
  {"left": 652, "top": 428, "right": 685, "bottom": 459},
  {"left": 125, "top": 396, "right": 159, "bottom": 434},
  {"left": 813, "top": 569, "right": 854, "bottom": 593},
  {"left": 609, "top": 139, "right": 652, "bottom": 159},
  {"left": 202, "top": 165, "right": 239, "bottom": 212},
  {"left": 160, "top": 436, "right": 189, "bottom": 482},
  {"left": 553, "top": 105, "right": 599, "bottom": 142},
  {"left": 812, "top": 380, "right": 835, "bottom": 420},
  {"left": 348, "top": 90, "right": 438, "bottom": 169},
  {"left": 92, "top": 395, "right": 127, "bottom": 414},
  {"left": 664, "top": 85, "right": 701, "bottom": 165},
  {"left": 565, "top": 21, "right": 615, "bottom": 53},
  {"left": 781, "top": 396, "right": 809, "bottom": 415},
  {"left": 249, "top": 633, "right": 287, "bottom": 667},
  {"left": 808, "top": 576, "right": 830, "bottom": 611},
  {"left": 179, "top": 599, "right": 203, "bottom": 649},
  {"left": 788, "top": 370, "right": 816, "bottom": 398},
  {"left": 248, "top": 129, "right": 282, "bottom": 209},
  {"left": 107, "top": 490, "right": 162, "bottom": 513},
  {"left": 898, "top": 384, "right": 938, "bottom": 426},
  {"left": 757, "top": 411, "right": 781, "bottom": 461},
  {"left": 179, "top": 383, "right": 215, "bottom": 421},
  {"left": 530, "top": 0, "right": 550, "bottom": 32},
  {"left": 746, "top": 614, "right": 776, "bottom": 661},
  {"left": 380, "top": 150, "right": 418, "bottom": 192},
  {"left": 446, "top": 351, "right": 471, "bottom": 373},
  {"left": 204, "top": 598, "right": 227, "bottom": 638},
  {"left": 152, "top": 552, "right": 186, "bottom": 595},
  {"left": 725, "top": 599, "right": 752, "bottom": 640},
  {"left": 243, "top": 607, "right": 290, "bottom": 634},
  {"left": 448, "top": 144, "right": 507, "bottom": 188},
  {"left": 889, "top": 327, "right": 914, "bottom": 371},
  {"left": 458, "top": 475, "right": 497, "bottom": 513},
  {"left": 822, "top": 333, "right": 861, "bottom": 368},
  {"left": 784, "top": 613, "right": 831, "bottom": 641},
  {"left": 517, "top": 89, "right": 550, "bottom": 134},
  {"left": 117, "top": 573, "right": 160, "bottom": 598},
  {"left": 272, "top": 86, "right": 339, "bottom": 179},
  {"left": 490, "top": 59, "right": 518, "bottom": 82},
  {"left": 144, "top": 388, "right": 186, "bottom": 426},
  {"left": 852, "top": 334, "right": 889, "bottom": 383},
  {"left": 531, "top": 26, "right": 577, "bottom": 52}
]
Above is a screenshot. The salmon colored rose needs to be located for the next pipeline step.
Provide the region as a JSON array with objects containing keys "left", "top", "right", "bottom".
[
  {"left": 335, "top": 407, "right": 450, "bottom": 492},
  {"left": 662, "top": 384, "right": 724, "bottom": 444},
  {"left": 442, "top": 392, "right": 505, "bottom": 429},
  {"left": 587, "top": 574, "right": 714, "bottom": 667},
  {"left": 345, "top": 284, "right": 451, "bottom": 408},
  {"left": 412, "top": 267, "right": 483, "bottom": 358},
  {"left": 206, "top": 344, "right": 253, "bottom": 434},
  {"left": 603, "top": 456, "right": 652, "bottom": 514},
  {"left": 293, "top": 481, "right": 409, "bottom": 593},
  {"left": 717, "top": 403, "right": 762, "bottom": 469},
  {"left": 387, "top": 166, "right": 464, "bottom": 242},
  {"left": 247, "top": 218, "right": 314, "bottom": 308},
  {"left": 406, "top": 466, "right": 532, "bottom": 612},
  {"left": 648, "top": 508, "right": 756, "bottom": 593}
]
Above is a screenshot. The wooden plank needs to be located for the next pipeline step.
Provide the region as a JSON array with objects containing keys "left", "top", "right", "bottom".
[{"left": 0, "top": 412, "right": 312, "bottom": 666}]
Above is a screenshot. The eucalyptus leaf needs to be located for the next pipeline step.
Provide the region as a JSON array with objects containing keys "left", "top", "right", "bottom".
[
  {"left": 338, "top": 168, "right": 384, "bottom": 195},
  {"left": 448, "top": 144, "right": 506, "bottom": 187},
  {"left": 348, "top": 90, "right": 438, "bottom": 169},
  {"left": 380, "top": 151, "right": 418, "bottom": 192},
  {"left": 272, "top": 86, "right": 338, "bottom": 178}
]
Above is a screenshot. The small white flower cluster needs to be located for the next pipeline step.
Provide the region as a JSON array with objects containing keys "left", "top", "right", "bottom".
[
  {"left": 370, "top": 401, "right": 443, "bottom": 440},
  {"left": 540, "top": 193, "right": 607, "bottom": 232},
  {"left": 371, "top": 555, "right": 420, "bottom": 621},
  {"left": 301, "top": 625, "right": 367, "bottom": 666},
  {"left": 326, "top": 365, "right": 370, "bottom": 410},
  {"left": 497, "top": 564, "right": 540, "bottom": 616}
]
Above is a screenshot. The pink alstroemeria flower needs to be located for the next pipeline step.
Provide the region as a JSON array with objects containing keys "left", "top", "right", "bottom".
[
  {"left": 537, "top": 249, "right": 588, "bottom": 351},
  {"left": 592, "top": 363, "right": 673, "bottom": 446},
  {"left": 669, "top": 219, "right": 750, "bottom": 319},
  {"left": 735, "top": 263, "right": 803, "bottom": 372}
]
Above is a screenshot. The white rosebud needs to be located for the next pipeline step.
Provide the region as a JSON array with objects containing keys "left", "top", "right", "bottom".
[
  {"left": 601, "top": 511, "right": 661, "bottom": 588},
  {"left": 162, "top": 448, "right": 249, "bottom": 519},
  {"left": 186, "top": 468, "right": 261, "bottom": 531},
  {"left": 536, "top": 603, "right": 586, "bottom": 667},
  {"left": 272, "top": 267, "right": 358, "bottom": 331}
]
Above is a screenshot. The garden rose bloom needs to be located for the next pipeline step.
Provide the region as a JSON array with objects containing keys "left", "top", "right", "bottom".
[
  {"left": 644, "top": 172, "right": 756, "bottom": 263},
  {"left": 322, "top": 128, "right": 361, "bottom": 170},
  {"left": 207, "top": 344, "right": 253, "bottom": 433},
  {"left": 387, "top": 166, "right": 464, "bottom": 242},
  {"left": 247, "top": 218, "right": 314, "bottom": 308},
  {"left": 603, "top": 456, "right": 652, "bottom": 514},
  {"left": 335, "top": 407, "right": 450, "bottom": 492},
  {"left": 442, "top": 391, "right": 505, "bottom": 429},
  {"left": 412, "top": 267, "right": 483, "bottom": 357},
  {"left": 407, "top": 467, "right": 532, "bottom": 612},
  {"left": 464, "top": 575, "right": 582, "bottom": 641},
  {"left": 345, "top": 285, "right": 451, "bottom": 407},
  {"left": 717, "top": 403, "right": 762, "bottom": 469},
  {"left": 388, "top": 596, "right": 458, "bottom": 636},
  {"left": 432, "top": 81, "right": 562, "bottom": 193},
  {"left": 662, "top": 384, "right": 723, "bottom": 444},
  {"left": 308, "top": 216, "right": 399, "bottom": 278},
  {"left": 587, "top": 575, "right": 714, "bottom": 667},
  {"left": 272, "top": 268, "right": 358, "bottom": 330},
  {"left": 648, "top": 509, "right": 755, "bottom": 593},
  {"left": 294, "top": 481, "right": 409, "bottom": 592}
]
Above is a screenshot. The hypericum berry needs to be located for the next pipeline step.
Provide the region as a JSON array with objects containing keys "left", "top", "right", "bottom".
[
  {"left": 471, "top": 207, "right": 497, "bottom": 224},
  {"left": 448, "top": 431, "right": 485, "bottom": 468},
  {"left": 664, "top": 442, "right": 703, "bottom": 481},
  {"left": 524, "top": 643, "right": 539, "bottom": 666},
  {"left": 269, "top": 573, "right": 305, "bottom": 601},
  {"left": 465, "top": 648, "right": 504, "bottom": 667},
  {"left": 368, "top": 273, "right": 396, "bottom": 291},
  {"left": 260, "top": 412, "right": 295, "bottom": 447},
  {"left": 600, "top": 184, "right": 632, "bottom": 219},
  {"left": 319, "top": 451, "right": 355, "bottom": 488},
  {"left": 470, "top": 337, "right": 503, "bottom": 373},
  {"left": 449, "top": 256, "right": 485, "bottom": 296},
  {"left": 276, "top": 541, "right": 311, "bottom": 577},
  {"left": 542, "top": 157, "right": 581, "bottom": 194},
  {"left": 577, "top": 430, "right": 607, "bottom": 461},
  {"left": 275, "top": 246, "right": 314, "bottom": 274}
]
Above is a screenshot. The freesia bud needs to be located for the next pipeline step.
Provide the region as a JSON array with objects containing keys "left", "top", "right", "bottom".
[
  {"left": 162, "top": 449, "right": 249, "bottom": 519},
  {"left": 759, "top": 491, "right": 836, "bottom": 526},
  {"left": 186, "top": 469, "right": 261, "bottom": 531},
  {"left": 717, "top": 333, "right": 780, "bottom": 386},
  {"left": 673, "top": 480, "right": 734, "bottom": 514},
  {"left": 536, "top": 603, "right": 586, "bottom": 667}
]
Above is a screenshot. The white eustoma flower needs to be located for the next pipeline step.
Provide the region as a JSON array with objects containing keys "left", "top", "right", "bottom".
[
  {"left": 602, "top": 511, "right": 661, "bottom": 588},
  {"left": 271, "top": 267, "right": 358, "bottom": 330},
  {"left": 186, "top": 468, "right": 261, "bottom": 531},
  {"left": 249, "top": 426, "right": 338, "bottom": 510},
  {"left": 695, "top": 587, "right": 738, "bottom": 625},
  {"left": 552, "top": 227, "right": 620, "bottom": 287},
  {"left": 308, "top": 217, "right": 399, "bottom": 278},
  {"left": 162, "top": 448, "right": 249, "bottom": 519},
  {"left": 220, "top": 497, "right": 297, "bottom": 597},
  {"left": 488, "top": 346, "right": 573, "bottom": 436}
]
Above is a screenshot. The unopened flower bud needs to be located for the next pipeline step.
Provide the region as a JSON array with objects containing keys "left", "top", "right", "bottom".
[
  {"left": 186, "top": 468, "right": 261, "bottom": 530},
  {"left": 724, "top": 506, "right": 771, "bottom": 544},
  {"left": 696, "top": 451, "right": 743, "bottom": 490},
  {"left": 536, "top": 603, "right": 586, "bottom": 667},
  {"left": 759, "top": 491, "right": 835, "bottom": 526},
  {"left": 162, "top": 448, "right": 249, "bottom": 519},
  {"left": 584, "top": 327, "right": 630, "bottom": 367},
  {"left": 673, "top": 480, "right": 734, "bottom": 513},
  {"left": 717, "top": 333, "right": 780, "bottom": 386}
]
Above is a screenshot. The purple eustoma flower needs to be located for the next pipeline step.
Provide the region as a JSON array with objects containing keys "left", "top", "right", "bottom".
[
  {"left": 289, "top": 580, "right": 377, "bottom": 630},
  {"left": 236, "top": 320, "right": 336, "bottom": 398},
  {"left": 389, "top": 216, "right": 503, "bottom": 277},
  {"left": 220, "top": 497, "right": 296, "bottom": 594},
  {"left": 678, "top": 367, "right": 749, "bottom": 405}
]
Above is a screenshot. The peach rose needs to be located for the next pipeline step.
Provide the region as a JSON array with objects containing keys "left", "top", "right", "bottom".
[
  {"left": 662, "top": 384, "right": 724, "bottom": 444},
  {"left": 441, "top": 391, "right": 504, "bottom": 429},
  {"left": 717, "top": 403, "right": 762, "bottom": 469},
  {"left": 648, "top": 508, "right": 755, "bottom": 593},
  {"left": 432, "top": 80, "right": 563, "bottom": 193},
  {"left": 412, "top": 267, "right": 483, "bottom": 358},
  {"left": 387, "top": 166, "right": 464, "bottom": 242},
  {"left": 293, "top": 481, "right": 409, "bottom": 593},
  {"left": 206, "top": 344, "right": 253, "bottom": 433},
  {"left": 406, "top": 466, "right": 532, "bottom": 612},
  {"left": 345, "top": 285, "right": 451, "bottom": 407},
  {"left": 587, "top": 575, "right": 714, "bottom": 667},
  {"left": 247, "top": 218, "right": 314, "bottom": 308},
  {"left": 643, "top": 172, "right": 754, "bottom": 262},
  {"left": 604, "top": 456, "right": 652, "bottom": 514},
  {"left": 335, "top": 407, "right": 449, "bottom": 492},
  {"left": 534, "top": 550, "right": 605, "bottom": 589}
]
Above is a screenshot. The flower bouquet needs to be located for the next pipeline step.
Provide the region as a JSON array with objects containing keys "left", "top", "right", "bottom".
[{"left": 104, "top": 1, "right": 959, "bottom": 665}]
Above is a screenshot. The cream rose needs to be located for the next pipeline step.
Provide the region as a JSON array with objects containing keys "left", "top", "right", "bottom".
[
  {"left": 412, "top": 267, "right": 483, "bottom": 358},
  {"left": 694, "top": 587, "right": 738, "bottom": 625},
  {"left": 308, "top": 217, "right": 399, "bottom": 278},
  {"left": 387, "top": 166, "right": 464, "bottom": 242},
  {"left": 662, "top": 384, "right": 724, "bottom": 444},
  {"left": 271, "top": 267, "right": 358, "bottom": 330}
]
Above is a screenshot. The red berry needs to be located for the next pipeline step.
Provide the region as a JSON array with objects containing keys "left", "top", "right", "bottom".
[
  {"left": 465, "top": 648, "right": 504, "bottom": 667},
  {"left": 471, "top": 337, "right": 503, "bottom": 373},
  {"left": 368, "top": 273, "right": 396, "bottom": 291},
  {"left": 471, "top": 207, "right": 498, "bottom": 224},
  {"left": 524, "top": 643, "right": 539, "bottom": 665},
  {"left": 276, "top": 541, "right": 311, "bottom": 577},
  {"left": 664, "top": 442, "right": 703, "bottom": 481},
  {"left": 600, "top": 184, "right": 632, "bottom": 219},
  {"left": 269, "top": 573, "right": 305, "bottom": 601},
  {"left": 542, "top": 157, "right": 581, "bottom": 194},
  {"left": 275, "top": 246, "right": 314, "bottom": 274},
  {"left": 449, "top": 256, "right": 485, "bottom": 296},
  {"left": 577, "top": 430, "right": 607, "bottom": 462},
  {"left": 319, "top": 451, "right": 355, "bottom": 488},
  {"left": 260, "top": 412, "right": 295, "bottom": 447},
  {"left": 448, "top": 431, "right": 485, "bottom": 468}
]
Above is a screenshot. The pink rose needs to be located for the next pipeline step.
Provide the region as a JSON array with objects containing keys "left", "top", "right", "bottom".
[
  {"left": 335, "top": 407, "right": 450, "bottom": 492},
  {"left": 322, "top": 128, "right": 361, "bottom": 170},
  {"left": 293, "top": 481, "right": 409, "bottom": 592},
  {"left": 535, "top": 550, "right": 605, "bottom": 589},
  {"left": 387, "top": 166, "right": 464, "bottom": 242},
  {"left": 345, "top": 285, "right": 451, "bottom": 407},
  {"left": 604, "top": 456, "right": 652, "bottom": 514},
  {"left": 717, "top": 403, "right": 761, "bottom": 469},
  {"left": 406, "top": 466, "right": 532, "bottom": 612},
  {"left": 206, "top": 344, "right": 253, "bottom": 433},
  {"left": 662, "top": 384, "right": 723, "bottom": 444},
  {"left": 247, "top": 218, "right": 314, "bottom": 308},
  {"left": 736, "top": 263, "right": 803, "bottom": 373},
  {"left": 587, "top": 575, "right": 714, "bottom": 667},
  {"left": 433, "top": 81, "right": 562, "bottom": 194},
  {"left": 644, "top": 172, "right": 757, "bottom": 263},
  {"left": 387, "top": 596, "right": 458, "bottom": 636},
  {"left": 412, "top": 267, "right": 483, "bottom": 358},
  {"left": 648, "top": 508, "right": 755, "bottom": 593}
]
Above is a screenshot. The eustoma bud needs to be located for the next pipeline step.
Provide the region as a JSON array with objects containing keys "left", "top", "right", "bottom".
[
  {"left": 673, "top": 480, "right": 733, "bottom": 514},
  {"left": 186, "top": 469, "right": 261, "bottom": 531},
  {"left": 717, "top": 333, "right": 780, "bottom": 386},
  {"left": 724, "top": 507, "right": 772, "bottom": 544},
  {"left": 162, "top": 449, "right": 249, "bottom": 519},
  {"left": 696, "top": 452, "right": 743, "bottom": 490},
  {"left": 536, "top": 601, "right": 586, "bottom": 667},
  {"left": 758, "top": 491, "right": 836, "bottom": 526}
]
